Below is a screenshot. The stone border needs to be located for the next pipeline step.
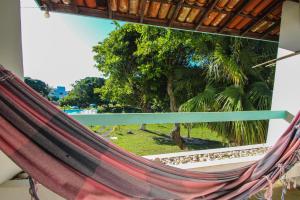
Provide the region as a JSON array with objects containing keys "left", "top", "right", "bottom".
[{"left": 143, "top": 144, "right": 269, "bottom": 169}]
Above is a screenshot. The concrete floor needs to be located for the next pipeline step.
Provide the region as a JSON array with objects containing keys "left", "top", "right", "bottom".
[
  {"left": 250, "top": 182, "right": 300, "bottom": 200},
  {"left": 195, "top": 162, "right": 300, "bottom": 199},
  {"left": 0, "top": 180, "right": 63, "bottom": 200},
  {"left": 1, "top": 160, "right": 299, "bottom": 200},
  {"left": 0, "top": 179, "right": 299, "bottom": 199},
  {"left": 272, "top": 187, "right": 300, "bottom": 200}
]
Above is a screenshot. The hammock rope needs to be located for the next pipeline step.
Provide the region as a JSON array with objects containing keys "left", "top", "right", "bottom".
[
  {"left": 29, "top": 176, "right": 40, "bottom": 200},
  {"left": 0, "top": 65, "right": 300, "bottom": 200}
]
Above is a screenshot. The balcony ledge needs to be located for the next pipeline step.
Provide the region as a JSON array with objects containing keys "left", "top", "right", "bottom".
[{"left": 143, "top": 144, "right": 269, "bottom": 170}]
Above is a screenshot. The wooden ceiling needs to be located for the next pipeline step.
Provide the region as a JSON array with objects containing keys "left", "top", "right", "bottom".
[{"left": 37, "top": 0, "right": 288, "bottom": 41}]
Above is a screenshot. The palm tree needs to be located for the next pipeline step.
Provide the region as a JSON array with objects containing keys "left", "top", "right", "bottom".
[{"left": 180, "top": 37, "right": 277, "bottom": 145}]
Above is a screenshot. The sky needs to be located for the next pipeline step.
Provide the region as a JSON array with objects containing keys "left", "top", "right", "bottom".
[{"left": 20, "top": 0, "right": 122, "bottom": 90}]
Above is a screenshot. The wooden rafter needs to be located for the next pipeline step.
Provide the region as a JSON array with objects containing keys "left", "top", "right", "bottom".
[
  {"left": 261, "top": 20, "right": 281, "bottom": 39},
  {"left": 241, "top": 1, "right": 282, "bottom": 36},
  {"left": 128, "top": 0, "right": 131, "bottom": 14},
  {"left": 168, "top": 0, "right": 184, "bottom": 27},
  {"left": 139, "top": 0, "right": 146, "bottom": 23},
  {"left": 45, "top": 0, "right": 54, "bottom": 10},
  {"left": 195, "top": 0, "right": 219, "bottom": 30},
  {"left": 107, "top": 0, "right": 112, "bottom": 18},
  {"left": 70, "top": 0, "right": 79, "bottom": 13},
  {"left": 218, "top": 0, "right": 249, "bottom": 33}
]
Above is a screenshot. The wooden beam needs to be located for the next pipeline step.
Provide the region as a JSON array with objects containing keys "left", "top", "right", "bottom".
[
  {"left": 144, "top": 17, "right": 168, "bottom": 26},
  {"left": 241, "top": 1, "right": 282, "bottom": 36},
  {"left": 168, "top": 0, "right": 184, "bottom": 27},
  {"left": 59, "top": 4, "right": 107, "bottom": 17},
  {"left": 107, "top": 0, "right": 112, "bottom": 18},
  {"left": 71, "top": 0, "right": 79, "bottom": 13},
  {"left": 261, "top": 20, "right": 281, "bottom": 39},
  {"left": 139, "top": 0, "right": 146, "bottom": 22},
  {"left": 218, "top": 0, "right": 249, "bottom": 33},
  {"left": 195, "top": 0, "right": 219, "bottom": 30},
  {"left": 243, "top": 31, "right": 279, "bottom": 41},
  {"left": 44, "top": 0, "right": 54, "bottom": 10},
  {"left": 127, "top": 0, "right": 131, "bottom": 14},
  {"left": 151, "top": 0, "right": 205, "bottom": 9}
]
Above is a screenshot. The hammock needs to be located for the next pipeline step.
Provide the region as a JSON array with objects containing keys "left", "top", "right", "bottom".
[{"left": 0, "top": 65, "right": 299, "bottom": 200}]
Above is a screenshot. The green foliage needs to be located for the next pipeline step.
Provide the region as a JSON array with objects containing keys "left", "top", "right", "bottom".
[
  {"left": 97, "top": 104, "right": 142, "bottom": 113},
  {"left": 93, "top": 23, "right": 205, "bottom": 113},
  {"left": 24, "top": 77, "right": 51, "bottom": 97},
  {"left": 93, "top": 22, "right": 277, "bottom": 146},
  {"left": 60, "top": 77, "right": 105, "bottom": 108},
  {"left": 93, "top": 24, "right": 168, "bottom": 112},
  {"left": 93, "top": 23, "right": 208, "bottom": 148},
  {"left": 180, "top": 37, "right": 277, "bottom": 145}
]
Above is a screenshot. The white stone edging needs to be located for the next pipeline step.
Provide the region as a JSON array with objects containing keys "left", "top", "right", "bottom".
[
  {"left": 166, "top": 155, "right": 264, "bottom": 169},
  {"left": 143, "top": 144, "right": 269, "bottom": 169}
]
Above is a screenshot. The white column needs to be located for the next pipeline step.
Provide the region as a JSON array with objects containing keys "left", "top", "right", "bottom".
[
  {"left": 0, "top": 0, "right": 23, "bottom": 184},
  {"left": 0, "top": 0, "right": 24, "bottom": 78},
  {"left": 267, "top": 1, "right": 300, "bottom": 145}
]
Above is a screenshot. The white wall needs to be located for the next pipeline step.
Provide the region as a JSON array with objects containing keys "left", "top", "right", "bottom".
[
  {"left": 0, "top": 180, "right": 63, "bottom": 200},
  {"left": 267, "top": 1, "right": 300, "bottom": 145},
  {"left": 0, "top": 0, "right": 23, "bottom": 184},
  {"left": 0, "top": 0, "right": 24, "bottom": 78}
]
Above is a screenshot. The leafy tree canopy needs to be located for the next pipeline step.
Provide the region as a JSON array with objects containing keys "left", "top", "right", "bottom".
[
  {"left": 24, "top": 77, "right": 51, "bottom": 97},
  {"left": 93, "top": 23, "right": 205, "bottom": 113},
  {"left": 93, "top": 22, "right": 278, "bottom": 146},
  {"left": 180, "top": 35, "right": 278, "bottom": 145},
  {"left": 93, "top": 23, "right": 206, "bottom": 148},
  {"left": 60, "top": 77, "right": 105, "bottom": 108}
]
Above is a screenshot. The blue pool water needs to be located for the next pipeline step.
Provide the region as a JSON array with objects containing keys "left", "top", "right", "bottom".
[
  {"left": 64, "top": 109, "right": 83, "bottom": 114},
  {"left": 64, "top": 109, "right": 97, "bottom": 115}
]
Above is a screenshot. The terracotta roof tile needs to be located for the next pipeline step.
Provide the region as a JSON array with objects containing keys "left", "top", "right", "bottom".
[
  {"left": 186, "top": 8, "right": 201, "bottom": 23},
  {"left": 42, "top": 0, "right": 284, "bottom": 41}
]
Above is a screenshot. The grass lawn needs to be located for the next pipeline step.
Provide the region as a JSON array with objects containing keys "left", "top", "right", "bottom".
[{"left": 90, "top": 124, "right": 228, "bottom": 156}]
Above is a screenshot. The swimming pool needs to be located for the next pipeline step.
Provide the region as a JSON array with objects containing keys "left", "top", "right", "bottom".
[{"left": 64, "top": 109, "right": 97, "bottom": 115}]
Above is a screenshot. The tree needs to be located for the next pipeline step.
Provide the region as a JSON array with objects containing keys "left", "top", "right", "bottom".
[
  {"left": 60, "top": 77, "right": 105, "bottom": 108},
  {"left": 94, "top": 24, "right": 171, "bottom": 130},
  {"left": 134, "top": 26, "right": 208, "bottom": 149},
  {"left": 93, "top": 23, "right": 205, "bottom": 148},
  {"left": 93, "top": 23, "right": 277, "bottom": 147},
  {"left": 24, "top": 77, "right": 51, "bottom": 97},
  {"left": 180, "top": 37, "right": 277, "bottom": 145}
]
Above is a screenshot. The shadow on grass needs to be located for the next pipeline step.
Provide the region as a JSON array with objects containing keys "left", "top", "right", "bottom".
[
  {"left": 142, "top": 129, "right": 170, "bottom": 138},
  {"left": 153, "top": 136, "right": 225, "bottom": 150},
  {"left": 143, "top": 129, "right": 226, "bottom": 151}
]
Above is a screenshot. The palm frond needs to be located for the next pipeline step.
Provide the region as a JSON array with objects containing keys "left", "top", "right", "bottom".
[
  {"left": 179, "top": 85, "right": 216, "bottom": 112},
  {"left": 206, "top": 44, "right": 247, "bottom": 86},
  {"left": 247, "top": 82, "right": 272, "bottom": 110}
]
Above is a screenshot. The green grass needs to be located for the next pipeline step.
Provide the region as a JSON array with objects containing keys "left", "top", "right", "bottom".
[{"left": 90, "top": 124, "right": 228, "bottom": 156}]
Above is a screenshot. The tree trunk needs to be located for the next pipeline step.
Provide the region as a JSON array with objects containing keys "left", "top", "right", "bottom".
[
  {"left": 167, "top": 74, "right": 177, "bottom": 112},
  {"left": 167, "top": 75, "right": 185, "bottom": 149},
  {"left": 140, "top": 123, "right": 146, "bottom": 131},
  {"left": 140, "top": 99, "right": 150, "bottom": 131},
  {"left": 187, "top": 124, "right": 191, "bottom": 138}
]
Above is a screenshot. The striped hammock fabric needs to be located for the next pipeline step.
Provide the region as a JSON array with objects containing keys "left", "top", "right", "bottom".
[{"left": 0, "top": 65, "right": 300, "bottom": 200}]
